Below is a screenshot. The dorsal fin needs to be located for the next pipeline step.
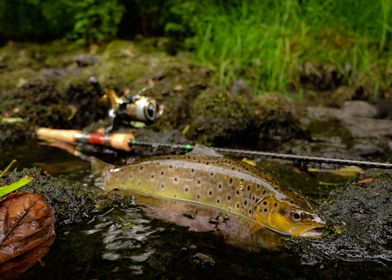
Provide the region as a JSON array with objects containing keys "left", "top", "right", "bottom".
[
  {"left": 188, "top": 144, "right": 223, "bottom": 157},
  {"left": 90, "top": 156, "right": 113, "bottom": 176}
]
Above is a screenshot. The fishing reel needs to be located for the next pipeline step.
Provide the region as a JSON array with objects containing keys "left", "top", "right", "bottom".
[{"left": 89, "top": 76, "right": 163, "bottom": 132}]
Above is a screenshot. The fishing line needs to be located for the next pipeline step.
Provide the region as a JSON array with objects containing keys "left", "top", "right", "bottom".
[{"left": 129, "top": 140, "right": 392, "bottom": 169}]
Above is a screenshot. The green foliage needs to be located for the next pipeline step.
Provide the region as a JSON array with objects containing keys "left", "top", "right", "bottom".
[
  {"left": 165, "top": 0, "right": 392, "bottom": 93},
  {"left": 68, "top": 0, "right": 125, "bottom": 45},
  {"left": 0, "top": 177, "right": 33, "bottom": 198},
  {"left": 0, "top": 0, "right": 125, "bottom": 44},
  {"left": 0, "top": 0, "right": 76, "bottom": 41}
]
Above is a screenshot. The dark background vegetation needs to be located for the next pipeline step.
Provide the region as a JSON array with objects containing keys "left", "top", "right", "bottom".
[{"left": 0, "top": 0, "right": 391, "bottom": 94}]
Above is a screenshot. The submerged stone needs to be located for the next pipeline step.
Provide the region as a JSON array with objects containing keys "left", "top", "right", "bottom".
[{"left": 293, "top": 169, "right": 392, "bottom": 264}]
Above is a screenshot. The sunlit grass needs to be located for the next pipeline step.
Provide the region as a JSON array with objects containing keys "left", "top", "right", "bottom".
[{"left": 188, "top": 0, "right": 392, "bottom": 94}]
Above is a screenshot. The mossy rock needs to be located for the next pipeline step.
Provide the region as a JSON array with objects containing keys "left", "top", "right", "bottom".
[
  {"left": 186, "top": 88, "right": 253, "bottom": 145},
  {"left": 0, "top": 168, "right": 96, "bottom": 227},
  {"left": 96, "top": 40, "right": 149, "bottom": 87},
  {"left": 0, "top": 68, "right": 38, "bottom": 91},
  {"left": 252, "top": 93, "right": 305, "bottom": 142}
]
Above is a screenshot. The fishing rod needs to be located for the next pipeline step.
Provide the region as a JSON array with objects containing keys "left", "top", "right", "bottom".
[{"left": 36, "top": 128, "right": 392, "bottom": 169}]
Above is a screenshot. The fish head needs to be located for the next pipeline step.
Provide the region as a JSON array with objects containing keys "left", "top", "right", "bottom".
[{"left": 254, "top": 195, "right": 326, "bottom": 238}]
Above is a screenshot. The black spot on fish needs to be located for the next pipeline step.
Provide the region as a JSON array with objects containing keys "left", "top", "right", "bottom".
[
  {"left": 217, "top": 199, "right": 220, "bottom": 204},
  {"left": 196, "top": 194, "right": 200, "bottom": 199},
  {"left": 160, "top": 183, "right": 164, "bottom": 189},
  {"left": 247, "top": 185, "right": 251, "bottom": 191},
  {"left": 236, "top": 190, "right": 240, "bottom": 195},
  {"left": 161, "top": 171, "right": 165, "bottom": 175},
  {"left": 236, "top": 203, "right": 240, "bottom": 208},
  {"left": 227, "top": 195, "right": 231, "bottom": 201},
  {"left": 218, "top": 184, "right": 222, "bottom": 189},
  {"left": 191, "top": 168, "right": 195, "bottom": 173},
  {"left": 151, "top": 174, "right": 154, "bottom": 179},
  {"left": 244, "top": 200, "right": 247, "bottom": 205},
  {"left": 263, "top": 208, "right": 268, "bottom": 212},
  {"left": 206, "top": 162, "right": 210, "bottom": 165},
  {"left": 174, "top": 177, "right": 178, "bottom": 182},
  {"left": 249, "top": 210, "right": 252, "bottom": 214},
  {"left": 262, "top": 190, "right": 267, "bottom": 195},
  {"left": 129, "top": 174, "right": 133, "bottom": 179},
  {"left": 208, "top": 190, "right": 213, "bottom": 196},
  {"left": 274, "top": 202, "right": 278, "bottom": 207},
  {"left": 263, "top": 201, "right": 267, "bottom": 205},
  {"left": 210, "top": 172, "right": 214, "bottom": 176},
  {"left": 169, "top": 165, "right": 173, "bottom": 169},
  {"left": 185, "top": 187, "right": 189, "bottom": 192},
  {"left": 197, "top": 180, "right": 201, "bottom": 185},
  {"left": 139, "top": 166, "right": 143, "bottom": 171}
]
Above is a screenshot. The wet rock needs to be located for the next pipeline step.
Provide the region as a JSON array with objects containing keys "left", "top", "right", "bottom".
[
  {"left": 307, "top": 100, "right": 378, "bottom": 120},
  {"left": 39, "top": 68, "right": 75, "bottom": 78},
  {"left": 295, "top": 169, "right": 392, "bottom": 264},
  {"left": 307, "top": 105, "right": 392, "bottom": 138},
  {"left": 342, "top": 101, "right": 378, "bottom": 118},
  {"left": 73, "top": 54, "right": 98, "bottom": 67},
  {"left": 0, "top": 168, "right": 96, "bottom": 226},
  {"left": 352, "top": 143, "right": 385, "bottom": 157},
  {"left": 344, "top": 117, "right": 392, "bottom": 138}
]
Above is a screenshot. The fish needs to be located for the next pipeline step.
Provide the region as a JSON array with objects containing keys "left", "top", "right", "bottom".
[{"left": 93, "top": 145, "right": 326, "bottom": 239}]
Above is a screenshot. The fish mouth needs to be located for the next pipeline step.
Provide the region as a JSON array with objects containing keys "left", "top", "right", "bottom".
[{"left": 301, "top": 227, "right": 325, "bottom": 238}]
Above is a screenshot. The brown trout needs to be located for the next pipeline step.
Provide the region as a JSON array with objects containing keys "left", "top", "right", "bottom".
[{"left": 94, "top": 146, "right": 326, "bottom": 238}]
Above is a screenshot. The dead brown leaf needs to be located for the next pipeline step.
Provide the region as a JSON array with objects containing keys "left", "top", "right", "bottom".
[{"left": 0, "top": 193, "right": 56, "bottom": 279}]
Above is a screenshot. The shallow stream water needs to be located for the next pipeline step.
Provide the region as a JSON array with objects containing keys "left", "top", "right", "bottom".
[{"left": 2, "top": 143, "right": 391, "bottom": 280}]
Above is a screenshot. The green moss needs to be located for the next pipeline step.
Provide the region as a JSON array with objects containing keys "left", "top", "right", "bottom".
[
  {"left": 187, "top": 88, "right": 252, "bottom": 145},
  {"left": 251, "top": 93, "right": 304, "bottom": 143},
  {"left": 0, "top": 68, "right": 38, "bottom": 91},
  {"left": 0, "top": 168, "right": 96, "bottom": 226}
]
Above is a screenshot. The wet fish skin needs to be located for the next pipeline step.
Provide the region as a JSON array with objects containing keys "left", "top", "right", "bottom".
[{"left": 99, "top": 155, "right": 326, "bottom": 237}]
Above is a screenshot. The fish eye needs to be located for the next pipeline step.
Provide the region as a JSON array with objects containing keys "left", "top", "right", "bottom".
[{"left": 290, "top": 211, "right": 302, "bottom": 222}]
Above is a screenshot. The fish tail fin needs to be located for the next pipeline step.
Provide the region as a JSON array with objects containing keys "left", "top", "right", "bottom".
[{"left": 90, "top": 156, "right": 112, "bottom": 176}]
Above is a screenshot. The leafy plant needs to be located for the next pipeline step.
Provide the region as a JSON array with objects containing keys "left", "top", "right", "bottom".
[
  {"left": 0, "top": 160, "right": 32, "bottom": 198},
  {"left": 68, "top": 0, "right": 125, "bottom": 45},
  {"left": 167, "top": 0, "right": 392, "bottom": 94}
]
